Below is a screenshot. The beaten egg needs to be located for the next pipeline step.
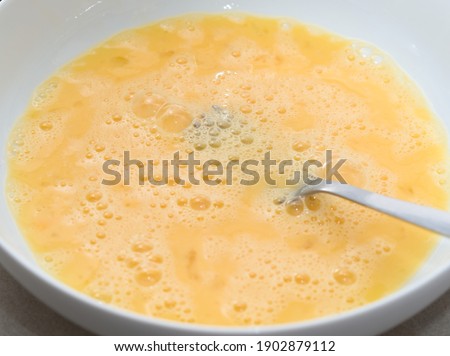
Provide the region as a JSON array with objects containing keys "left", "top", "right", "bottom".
[{"left": 6, "top": 14, "right": 450, "bottom": 326}]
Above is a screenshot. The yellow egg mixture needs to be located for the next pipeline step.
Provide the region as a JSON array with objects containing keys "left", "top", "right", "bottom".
[{"left": 6, "top": 14, "right": 450, "bottom": 326}]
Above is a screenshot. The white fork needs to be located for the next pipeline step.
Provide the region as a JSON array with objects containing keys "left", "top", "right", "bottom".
[{"left": 289, "top": 180, "right": 450, "bottom": 237}]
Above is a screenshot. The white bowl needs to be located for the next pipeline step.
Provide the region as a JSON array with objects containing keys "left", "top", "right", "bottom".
[{"left": 1, "top": 0, "right": 449, "bottom": 335}]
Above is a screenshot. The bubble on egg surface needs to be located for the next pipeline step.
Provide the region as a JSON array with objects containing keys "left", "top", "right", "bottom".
[{"left": 132, "top": 92, "right": 166, "bottom": 118}]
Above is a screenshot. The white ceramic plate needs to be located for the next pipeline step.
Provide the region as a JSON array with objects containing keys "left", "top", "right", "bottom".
[{"left": 0, "top": 0, "right": 449, "bottom": 335}]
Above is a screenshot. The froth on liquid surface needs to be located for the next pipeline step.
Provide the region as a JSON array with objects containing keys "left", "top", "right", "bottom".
[{"left": 7, "top": 14, "right": 450, "bottom": 326}]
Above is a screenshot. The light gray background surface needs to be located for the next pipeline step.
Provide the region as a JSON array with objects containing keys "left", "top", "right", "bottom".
[{"left": 0, "top": 264, "right": 448, "bottom": 335}]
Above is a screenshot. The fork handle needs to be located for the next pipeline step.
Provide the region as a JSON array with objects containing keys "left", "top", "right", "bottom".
[{"left": 300, "top": 181, "right": 450, "bottom": 237}]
